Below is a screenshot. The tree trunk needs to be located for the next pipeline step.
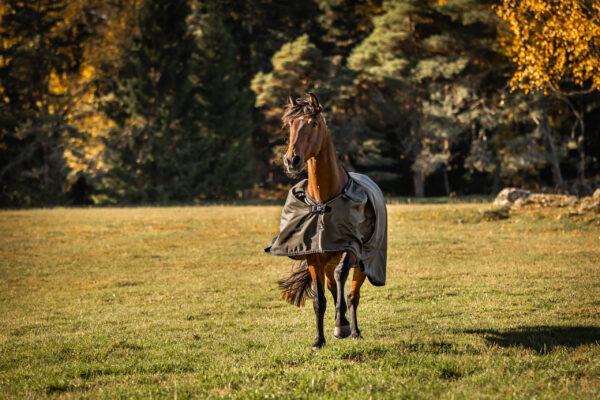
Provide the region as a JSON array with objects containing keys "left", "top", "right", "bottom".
[
  {"left": 43, "top": 142, "right": 49, "bottom": 188},
  {"left": 577, "top": 134, "right": 585, "bottom": 181},
  {"left": 442, "top": 139, "right": 450, "bottom": 196},
  {"left": 549, "top": 87, "right": 586, "bottom": 182},
  {"left": 410, "top": 103, "right": 425, "bottom": 198},
  {"left": 538, "top": 94, "right": 563, "bottom": 188},
  {"left": 492, "top": 158, "right": 501, "bottom": 195},
  {"left": 413, "top": 171, "right": 425, "bottom": 198},
  {"left": 443, "top": 168, "right": 450, "bottom": 196}
]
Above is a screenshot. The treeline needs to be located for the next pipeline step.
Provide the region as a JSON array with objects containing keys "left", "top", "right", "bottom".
[{"left": 1, "top": 0, "right": 599, "bottom": 206}]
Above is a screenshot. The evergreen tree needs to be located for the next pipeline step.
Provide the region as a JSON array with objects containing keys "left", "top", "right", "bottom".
[
  {"left": 188, "top": 0, "right": 255, "bottom": 198},
  {"left": 97, "top": 0, "right": 196, "bottom": 203},
  {"left": 317, "top": 0, "right": 383, "bottom": 58},
  {"left": 348, "top": 0, "right": 506, "bottom": 196},
  {"left": 251, "top": 35, "right": 330, "bottom": 182},
  {"left": 464, "top": 90, "right": 546, "bottom": 194},
  {"left": 98, "top": 0, "right": 253, "bottom": 203},
  {"left": 0, "top": 0, "right": 92, "bottom": 205},
  {"left": 201, "top": 0, "right": 324, "bottom": 184}
]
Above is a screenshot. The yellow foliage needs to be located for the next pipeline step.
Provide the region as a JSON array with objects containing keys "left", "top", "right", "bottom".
[
  {"left": 2, "top": 0, "right": 142, "bottom": 180},
  {"left": 495, "top": 0, "right": 600, "bottom": 92},
  {"left": 49, "top": 71, "right": 68, "bottom": 95},
  {"left": 54, "top": 0, "right": 142, "bottom": 179}
]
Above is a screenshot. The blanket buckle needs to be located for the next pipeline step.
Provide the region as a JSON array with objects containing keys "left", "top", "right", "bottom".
[{"left": 310, "top": 205, "right": 330, "bottom": 214}]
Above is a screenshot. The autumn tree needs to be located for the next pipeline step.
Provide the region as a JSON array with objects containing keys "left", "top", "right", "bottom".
[
  {"left": 495, "top": 0, "right": 600, "bottom": 184},
  {"left": 0, "top": 0, "right": 98, "bottom": 205},
  {"left": 61, "top": 0, "right": 141, "bottom": 190},
  {"left": 496, "top": 0, "right": 600, "bottom": 92}
]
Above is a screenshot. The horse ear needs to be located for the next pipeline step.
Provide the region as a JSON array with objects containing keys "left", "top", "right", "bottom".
[
  {"left": 288, "top": 96, "right": 296, "bottom": 106},
  {"left": 308, "top": 92, "right": 320, "bottom": 109}
]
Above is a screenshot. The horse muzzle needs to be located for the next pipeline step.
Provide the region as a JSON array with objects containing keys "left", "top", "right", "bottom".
[{"left": 283, "top": 154, "right": 304, "bottom": 174}]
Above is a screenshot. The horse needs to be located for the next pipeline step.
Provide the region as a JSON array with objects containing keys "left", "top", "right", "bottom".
[{"left": 265, "top": 92, "right": 387, "bottom": 350}]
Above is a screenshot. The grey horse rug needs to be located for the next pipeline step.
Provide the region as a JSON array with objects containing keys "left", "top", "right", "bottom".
[{"left": 265, "top": 172, "right": 387, "bottom": 286}]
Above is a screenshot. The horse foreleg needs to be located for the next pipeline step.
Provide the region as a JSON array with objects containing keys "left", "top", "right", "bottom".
[
  {"left": 307, "top": 259, "right": 326, "bottom": 350},
  {"left": 348, "top": 267, "right": 366, "bottom": 339},
  {"left": 333, "top": 252, "right": 354, "bottom": 338},
  {"left": 324, "top": 265, "right": 338, "bottom": 323}
]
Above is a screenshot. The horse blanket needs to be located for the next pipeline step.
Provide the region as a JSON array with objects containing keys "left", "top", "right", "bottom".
[{"left": 265, "top": 172, "right": 387, "bottom": 286}]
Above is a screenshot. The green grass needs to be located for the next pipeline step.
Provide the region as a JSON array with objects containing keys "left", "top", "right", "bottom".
[{"left": 1, "top": 203, "right": 599, "bottom": 399}]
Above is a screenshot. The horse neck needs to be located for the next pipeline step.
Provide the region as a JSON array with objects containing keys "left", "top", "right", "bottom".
[{"left": 306, "top": 127, "right": 348, "bottom": 203}]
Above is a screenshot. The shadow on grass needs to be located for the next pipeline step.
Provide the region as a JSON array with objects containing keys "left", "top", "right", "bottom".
[{"left": 464, "top": 326, "right": 600, "bottom": 354}]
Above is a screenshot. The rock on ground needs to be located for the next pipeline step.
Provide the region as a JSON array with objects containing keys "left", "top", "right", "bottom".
[
  {"left": 493, "top": 187, "right": 600, "bottom": 215},
  {"left": 493, "top": 188, "right": 531, "bottom": 207}
]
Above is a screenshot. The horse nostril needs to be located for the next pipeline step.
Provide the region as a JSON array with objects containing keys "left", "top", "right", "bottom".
[{"left": 292, "top": 155, "right": 301, "bottom": 166}]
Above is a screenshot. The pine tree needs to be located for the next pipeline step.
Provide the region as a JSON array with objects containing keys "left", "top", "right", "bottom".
[
  {"left": 348, "top": 0, "right": 506, "bottom": 196},
  {"left": 187, "top": 0, "right": 255, "bottom": 198},
  {"left": 317, "top": 0, "right": 383, "bottom": 58},
  {"left": 0, "top": 0, "right": 92, "bottom": 205},
  {"left": 97, "top": 0, "right": 196, "bottom": 203},
  {"left": 98, "top": 0, "right": 254, "bottom": 203},
  {"left": 202, "top": 0, "right": 324, "bottom": 184},
  {"left": 251, "top": 35, "right": 330, "bottom": 182}
]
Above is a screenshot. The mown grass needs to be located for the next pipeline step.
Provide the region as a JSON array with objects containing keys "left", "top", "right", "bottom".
[{"left": 0, "top": 203, "right": 599, "bottom": 399}]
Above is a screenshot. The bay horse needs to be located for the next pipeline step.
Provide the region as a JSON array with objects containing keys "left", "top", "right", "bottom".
[{"left": 272, "top": 93, "right": 381, "bottom": 350}]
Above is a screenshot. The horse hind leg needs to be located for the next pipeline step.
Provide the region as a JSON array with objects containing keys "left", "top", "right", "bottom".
[
  {"left": 332, "top": 252, "right": 354, "bottom": 339},
  {"left": 348, "top": 266, "right": 366, "bottom": 339}
]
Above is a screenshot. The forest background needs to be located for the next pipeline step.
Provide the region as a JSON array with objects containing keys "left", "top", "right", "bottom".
[{"left": 1, "top": 0, "right": 599, "bottom": 206}]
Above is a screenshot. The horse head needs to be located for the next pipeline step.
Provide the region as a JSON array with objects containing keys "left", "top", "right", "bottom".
[{"left": 282, "top": 93, "right": 327, "bottom": 176}]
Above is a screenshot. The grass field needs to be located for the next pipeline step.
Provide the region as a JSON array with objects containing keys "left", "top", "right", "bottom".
[{"left": 1, "top": 202, "right": 599, "bottom": 398}]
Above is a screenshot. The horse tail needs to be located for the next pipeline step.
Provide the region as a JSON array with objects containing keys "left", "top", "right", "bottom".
[{"left": 277, "top": 260, "right": 314, "bottom": 307}]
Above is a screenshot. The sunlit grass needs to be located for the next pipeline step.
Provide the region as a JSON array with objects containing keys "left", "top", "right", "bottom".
[{"left": 0, "top": 204, "right": 599, "bottom": 398}]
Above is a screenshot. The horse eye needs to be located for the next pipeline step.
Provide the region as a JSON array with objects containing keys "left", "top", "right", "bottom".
[{"left": 310, "top": 121, "right": 318, "bottom": 128}]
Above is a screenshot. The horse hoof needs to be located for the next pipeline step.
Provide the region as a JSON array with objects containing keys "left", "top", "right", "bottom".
[
  {"left": 312, "top": 339, "right": 326, "bottom": 350},
  {"left": 351, "top": 332, "right": 362, "bottom": 339},
  {"left": 334, "top": 325, "right": 351, "bottom": 339}
]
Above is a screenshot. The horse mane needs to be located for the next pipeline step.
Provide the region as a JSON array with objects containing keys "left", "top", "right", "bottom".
[{"left": 281, "top": 93, "right": 323, "bottom": 127}]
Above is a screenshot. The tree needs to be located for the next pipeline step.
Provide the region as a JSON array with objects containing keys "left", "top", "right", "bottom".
[
  {"left": 97, "top": 0, "right": 254, "bottom": 203},
  {"left": 251, "top": 34, "right": 331, "bottom": 182},
  {"left": 495, "top": 0, "right": 600, "bottom": 92},
  {"left": 0, "top": 0, "right": 95, "bottom": 205},
  {"left": 96, "top": 0, "right": 197, "bottom": 203},
  {"left": 495, "top": 0, "right": 600, "bottom": 184},
  {"left": 61, "top": 0, "right": 142, "bottom": 189},
  {"left": 347, "top": 0, "right": 503, "bottom": 196},
  {"left": 317, "top": 0, "right": 383, "bottom": 58},
  {"left": 203, "top": 0, "right": 324, "bottom": 184},
  {"left": 464, "top": 90, "right": 549, "bottom": 194},
  {"left": 187, "top": 0, "right": 255, "bottom": 198}
]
